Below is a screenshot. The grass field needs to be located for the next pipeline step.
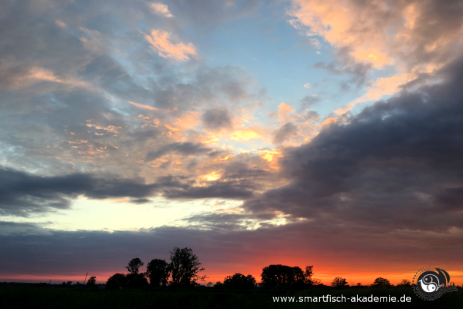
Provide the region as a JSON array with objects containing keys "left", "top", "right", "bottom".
[{"left": 0, "top": 285, "right": 462, "bottom": 308}]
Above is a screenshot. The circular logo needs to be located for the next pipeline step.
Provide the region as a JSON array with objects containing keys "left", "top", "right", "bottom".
[{"left": 412, "top": 267, "right": 458, "bottom": 301}]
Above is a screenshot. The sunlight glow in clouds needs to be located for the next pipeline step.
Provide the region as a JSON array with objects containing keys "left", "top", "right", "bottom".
[
  {"left": 289, "top": 0, "right": 463, "bottom": 114},
  {"left": 145, "top": 29, "right": 197, "bottom": 61}
]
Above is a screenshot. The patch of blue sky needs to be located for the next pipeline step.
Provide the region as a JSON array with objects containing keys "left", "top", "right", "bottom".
[{"left": 191, "top": 8, "right": 363, "bottom": 120}]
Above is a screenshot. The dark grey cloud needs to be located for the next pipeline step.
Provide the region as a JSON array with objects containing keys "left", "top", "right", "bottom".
[
  {"left": 146, "top": 142, "right": 212, "bottom": 161},
  {"left": 164, "top": 181, "right": 254, "bottom": 200},
  {"left": 243, "top": 55, "right": 463, "bottom": 232},
  {"left": 221, "top": 162, "right": 271, "bottom": 181},
  {"left": 0, "top": 168, "right": 185, "bottom": 217},
  {"left": 1, "top": 219, "right": 462, "bottom": 283},
  {"left": 201, "top": 107, "right": 233, "bottom": 131},
  {"left": 313, "top": 47, "right": 373, "bottom": 89},
  {"left": 272, "top": 122, "right": 297, "bottom": 144}
]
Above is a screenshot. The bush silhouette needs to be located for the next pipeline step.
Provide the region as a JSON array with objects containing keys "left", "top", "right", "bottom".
[
  {"left": 223, "top": 273, "right": 256, "bottom": 289},
  {"left": 331, "top": 277, "right": 349, "bottom": 288},
  {"left": 396, "top": 279, "right": 411, "bottom": 287},
  {"left": 106, "top": 273, "right": 127, "bottom": 289},
  {"left": 86, "top": 276, "right": 96, "bottom": 287},
  {"left": 261, "top": 264, "right": 313, "bottom": 288}
]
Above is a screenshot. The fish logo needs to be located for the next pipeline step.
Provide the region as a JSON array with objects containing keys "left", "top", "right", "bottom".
[{"left": 412, "top": 267, "right": 458, "bottom": 301}]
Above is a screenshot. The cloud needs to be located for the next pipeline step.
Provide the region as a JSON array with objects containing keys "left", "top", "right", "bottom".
[
  {"left": 166, "top": 0, "right": 262, "bottom": 30},
  {"left": 164, "top": 182, "right": 255, "bottom": 200},
  {"left": 2, "top": 220, "right": 463, "bottom": 285},
  {"left": 145, "top": 29, "right": 197, "bottom": 61},
  {"left": 146, "top": 142, "right": 212, "bottom": 161},
  {"left": 289, "top": 0, "right": 463, "bottom": 111},
  {"left": 129, "top": 101, "right": 158, "bottom": 111},
  {"left": 148, "top": 2, "right": 174, "bottom": 18},
  {"left": 272, "top": 122, "right": 297, "bottom": 144},
  {"left": 243, "top": 55, "right": 463, "bottom": 234},
  {"left": 201, "top": 107, "right": 233, "bottom": 131},
  {"left": 301, "top": 95, "right": 320, "bottom": 107},
  {"left": 303, "top": 83, "right": 311, "bottom": 88},
  {"left": 313, "top": 47, "right": 373, "bottom": 88},
  {"left": 0, "top": 168, "right": 178, "bottom": 217},
  {"left": 230, "top": 127, "right": 264, "bottom": 141}
]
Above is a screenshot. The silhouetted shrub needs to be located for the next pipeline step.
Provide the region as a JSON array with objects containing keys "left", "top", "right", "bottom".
[
  {"left": 126, "top": 273, "right": 148, "bottom": 288},
  {"left": 331, "top": 277, "right": 349, "bottom": 288},
  {"left": 86, "top": 276, "right": 96, "bottom": 287},
  {"left": 396, "top": 279, "right": 411, "bottom": 287},
  {"left": 106, "top": 273, "right": 127, "bottom": 289},
  {"left": 261, "top": 264, "right": 313, "bottom": 288},
  {"left": 223, "top": 273, "right": 256, "bottom": 289}
]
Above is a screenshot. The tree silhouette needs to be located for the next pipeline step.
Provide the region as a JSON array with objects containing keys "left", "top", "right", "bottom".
[
  {"left": 331, "top": 277, "right": 349, "bottom": 288},
  {"left": 126, "top": 258, "right": 144, "bottom": 275},
  {"left": 146, "top": 259, "right": 170, "bottom": 287},
  {"left": 372, "top": 277, "right": 392, "bottom": 287},
  {"left": 124, "top": 257, "right": 148, "bottom": 287},
  {"left": 106, "top": 273, "right": 128, "bottom": 289},
  {"left": 223, "top": 273, "right": 256, "bottom": 289},
  {"left": 169, "top": 247, "right": 205, "bottom": 287},
  {"left": 86, "top": 276, "right": 96, "bottom": 287},
  {"left": 397, "top": 279, "right": 411, "bottom": 287},
  {"left": 261, "top": 264, "right": 313, "bottom": 288}
]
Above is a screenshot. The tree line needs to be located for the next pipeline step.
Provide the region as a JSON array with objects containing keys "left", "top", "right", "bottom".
[
  {"left": 103, "top": 247, "right": 412, "bottom": 289},
  {"left": 106, "top": 247, "right": 205, "bottom": 288}
]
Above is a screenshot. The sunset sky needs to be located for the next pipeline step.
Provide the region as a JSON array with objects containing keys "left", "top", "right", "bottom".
[{"left": 1, "top": 0, "right": 463, "bottom": 286}]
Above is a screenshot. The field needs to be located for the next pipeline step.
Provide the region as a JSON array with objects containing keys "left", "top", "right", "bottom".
[{"left": 1, "top": 285, "right": 462, "bottom": 309}]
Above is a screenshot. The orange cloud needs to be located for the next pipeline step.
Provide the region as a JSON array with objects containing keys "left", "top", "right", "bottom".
[
  {"left": 145, "top": 29, "right": 197, "bottom": 61},
  {"left": 129, "top": 101, "right": 158, "bottom": 111},
  {"left": 10, "top": 67, "right": 95, "bottom": 90},
  {"left": 277, "top": 103, "right": 296, "bottom": 124},
  {"left": 289, "top": 0, "right": 393, "bottom": 68},
  {"left": 173, "top": 111, "right": 201, "bottom": 129},
  {"left": 289, "top": 0, "right": 463, "bottom": 114}
]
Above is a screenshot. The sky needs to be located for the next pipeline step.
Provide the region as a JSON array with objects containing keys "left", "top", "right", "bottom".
[{"left": 1, "top": 0, "right": 463, "bottom": 286}]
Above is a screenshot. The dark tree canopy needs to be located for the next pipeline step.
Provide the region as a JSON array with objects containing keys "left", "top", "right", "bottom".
[
  {"left": 126, "top": 273, "right": 149, "bottom": 288},
  {"left": 223, "top": 273, "right": 256, "bottom": 289},
  {"left": 331, "top": 277, "right": 349, "bottom": 288},
  {"left": 126, "top": 258, "right": 144, "bottom": 275},
  {"left": 146, "top": 258, "right": 171, "bottom": 287},
  {"left": 86, "top": 276, "right": 96, "bottom": 287},
  {"left": 372, "top": 277, "right": 392, "bottom": 287},
  {"left": 261, "top": 264, "right": 313, "bottom": 288},
  {"left": 106, "top": 273, "right": 128, "bottom": 289},
  {"left": 169, "top": 247, "right": 205, "bottom": 287}
]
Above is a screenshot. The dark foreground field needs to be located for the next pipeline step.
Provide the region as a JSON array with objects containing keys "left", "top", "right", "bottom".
[{"left": 1, "top": 285, "right": 462, "bottom": 309}]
